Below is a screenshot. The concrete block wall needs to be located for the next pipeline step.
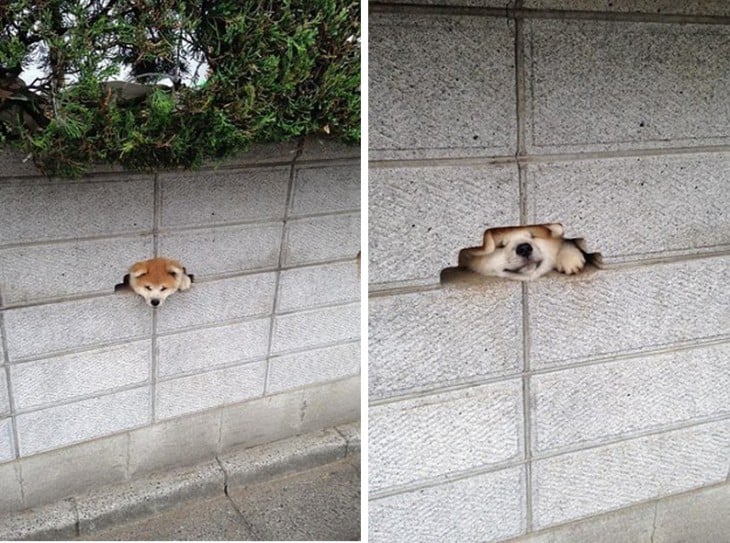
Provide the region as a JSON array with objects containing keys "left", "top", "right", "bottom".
[
  {"left": 0, "top": 139, "right": 360, "bottom": 512},
  {"left": 369, "top": 2, "right": 730, "bottom": 541}
]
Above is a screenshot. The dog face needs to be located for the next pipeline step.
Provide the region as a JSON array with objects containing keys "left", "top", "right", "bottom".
[
  {"left": 119, "top": 257, "right": 193, "bottom": 307},
  {"left": 457, "top": 223, "right": 595, "bottom": 281}
]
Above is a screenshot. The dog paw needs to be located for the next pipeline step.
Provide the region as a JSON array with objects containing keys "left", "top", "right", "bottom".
[
  {"left": 556, "top": 244, "right": 586, "bottom": 275},
  {"left": 180, "top": 274, "right": 192, "bottom": 291}
]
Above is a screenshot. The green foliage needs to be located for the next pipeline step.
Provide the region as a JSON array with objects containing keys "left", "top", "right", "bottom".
[{"left": 0, "top": 0, "right": 360, "bottom": 177}]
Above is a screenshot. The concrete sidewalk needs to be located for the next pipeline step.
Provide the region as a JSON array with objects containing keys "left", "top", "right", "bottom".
[
  {"left": 79, "top": 455, "right": 360, "bottom": 541},
  {"left": 0, "top": 424, "right": 360, "bottom": 541}
]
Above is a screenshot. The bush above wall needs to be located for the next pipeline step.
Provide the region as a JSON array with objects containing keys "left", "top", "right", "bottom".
[{"left": 0, "top": 0, "right": 360, "bottom": 177}]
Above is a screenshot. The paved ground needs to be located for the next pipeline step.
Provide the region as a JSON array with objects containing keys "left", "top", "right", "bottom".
[{"left": 78, "top": 455, "right": 361, "bottom": 541}]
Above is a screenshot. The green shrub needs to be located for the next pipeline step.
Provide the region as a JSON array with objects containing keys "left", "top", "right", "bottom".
[{"left": 0, "top": 0, "right": 360, "bottom": 177}]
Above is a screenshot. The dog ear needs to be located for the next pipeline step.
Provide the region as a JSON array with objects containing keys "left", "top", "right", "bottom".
[
  {"left": 166, "top": 260, "right": 184, "bottom": 278},
  {"left": 458, "top": 228, "right": 497, "bottom": 268},
  {"left": 544, "top": 223, "right": 565, "bottom": 238},
  {"left": 114, "top": 274, "right": 131, "bottom": 292},
  {"left": 481, "top": 229, "right": 497, "bottom": 254},
  {"left": 131, "top": 263, "right": 147, "bottom": 278}
]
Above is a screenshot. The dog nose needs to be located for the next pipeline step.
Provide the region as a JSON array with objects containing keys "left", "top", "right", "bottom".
[
  {"left": 150, "top": 299, "right": 160, "bottom": 307},
  {"left": 516, "top": 243, "right": 532, "bottom": 258}
]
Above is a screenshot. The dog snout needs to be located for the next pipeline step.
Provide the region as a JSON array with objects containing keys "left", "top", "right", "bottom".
[
  {"left": 516, "top": 243, "right": 532, "bottom": 258},
  {"left": 150, "top": 299, "right": 160, "bottom": 307}
]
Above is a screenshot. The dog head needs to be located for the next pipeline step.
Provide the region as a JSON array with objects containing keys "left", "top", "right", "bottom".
[
  {"left": 458, "top": 223, "right": 565, "bottom": 281},
  {"left": 116, "top": 257, "right": 193, "bottom": 307}
]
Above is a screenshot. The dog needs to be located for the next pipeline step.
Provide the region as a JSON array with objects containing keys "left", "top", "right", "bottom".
[
  {"left": 115, "top": 257, "right": 194, "bottom": 307},
  {"left": 448, "top": 223, "right": 601, "bottom": 282}
]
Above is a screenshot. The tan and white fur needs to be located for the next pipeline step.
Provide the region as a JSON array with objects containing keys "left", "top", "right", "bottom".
[
  {"left": 457, "top": 223, "right": 600, "bottom": 281},
  {"left": 116, "top": 257, "right": 193, "bottom": 307}
]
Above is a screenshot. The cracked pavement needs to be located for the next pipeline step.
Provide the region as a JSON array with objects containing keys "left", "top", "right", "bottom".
[{"left": 77, "top": 455, "right": 361, "bottom": 541}]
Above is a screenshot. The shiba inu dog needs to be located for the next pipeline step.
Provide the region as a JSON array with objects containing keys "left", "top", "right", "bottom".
[
  {"left": 115, "top": 257, "right": 194, "bottom": 307},
  {"left": 444, "top": 223, "right": 601, "bottom": 283}
]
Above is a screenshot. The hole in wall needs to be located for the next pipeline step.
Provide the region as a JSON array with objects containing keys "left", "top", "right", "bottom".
[{"left": 440, "top": 223, "right": 602, "bottom": 286}]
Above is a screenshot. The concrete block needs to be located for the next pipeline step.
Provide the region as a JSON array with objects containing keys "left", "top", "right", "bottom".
[
  {"left": 277, "top": 261, "right": 359, "bottom": 313},
  {"left": 156, "top": 272, "right": 276, "bottom": 333},
  {"left": 300, "top": 375, "right": 361, "bottom": 433},
  {"left": 218, "top": 428, "right": 347, "bottom": 488},
  {"left": 369, "top": 285, "right": 522, "bottom": 400},
  {"left": 290, "top": 163, "right": 360, "bottom": 217},
  {"left": 0, "top": 418, "right": 14, "bottom": 462},
  {"left": 16, "top": 387, "right": 150, "bottom": 456},
  {"left": 0, "top": 499, "right": 77, "bottom": 540},
  {"left": 527, "top": 257, "right": 730, "bottom": 368},
  {"left": 271, "top": 303, "right": 359, "bottom": 355},
  {"left": 20, "top": 433, "right": 128, "bottom": 508},
  {"left": 75, "top": 460, "right": 225, "bottom": 535},
  {"left": 531, "top": 343, "right": 730, "bottom": 454},
  {"left": 370, "top": 380, "right": 523, "bottom": 493},
  {"left": 157, "top": 319, "right": 270, "bottom": 378},
  {"left": 532, "top": 420, "right": 730, "bottom": 529},
  {"left": 219, "top": 387, "right": 306, "bottom": 450},
  {"left": 128, "top": 410, "right": 221, "bottom": 477},
  {"left": 0, "top": 177, "right": 153, "bottom": 244},
  {"left": 0, "top": 461, "right": 23, "bottom": 512},
  {"left": 513, "top": 501, "right": 655, "bottom": 543},
  {"left": 217, "top": 141, "right": 299, "bottom": 166},
  {"left": 370, "top": 466, "right": 525, "bottom": 543},
  {"left": 370, "top": 13, "right": 516, "bottom": 159},
  {"left": 159, "top": 223, "right": 282, "bottom": 278},
  {"left": 299, "top": 138, "right": 359, "bottom": 162},
  {"left": 336, "top": 422, "right": 361, "bottom": 456},
  {"left": 654, "top": 482, "right": 730, "bottom": 543},
  {"left": 526, "top": 153, "right": 730, "bottom": 262},
  {"left": 219, "top": 377, "right": 359, "bottom": 450},
  {"left": 11, "top": 340, "right": 150, "bottom": 411},
  {"left": 159, "top": 167, "right": 289, "bottom": 227},
  {"left": 0, "top": 235, "right": 153, "bottom": 305},
  {"left": 267, "top": 342, "right": 360, "bottom": 394},
  {"left": 0, "top": 372, "right": 9, "bottom": 416},
  {"left": 0, "top": 148, "right": 44, "bottom": 177},
  {"left": 523, "top": 0, "right": 730, "bottom": 16},
  {"left": 369, "top": 164, "right": 519, "bottom": 285},
  {"left": 3, "top": 295, "right": 152, "bottom": 361},
  {"left": 283, "top": 213, "right": 360, "bottom": 267},
  {"left": 524, "top": 19, "right": 730, "bottom": 153},
  {"left": 156, "top": 361, "right": 266, "bottom": 420}
]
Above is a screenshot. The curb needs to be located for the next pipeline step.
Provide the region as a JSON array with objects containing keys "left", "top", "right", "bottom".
[{"left": 0, "top": 423, "right": 360, "bottom": 540}]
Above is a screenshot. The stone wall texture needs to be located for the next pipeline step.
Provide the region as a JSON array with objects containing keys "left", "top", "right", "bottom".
[
  {"left": 369, "top": 1, "right": 730, "bottom": 541},
  {"left": 0, "top": 139, "right": 360, "bottom": 512}
]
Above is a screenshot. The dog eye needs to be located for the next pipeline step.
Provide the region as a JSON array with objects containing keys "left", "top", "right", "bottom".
[
  {"left": 145, "top": 286, "right": 152, "bottom": 291},
  {"left": 160, "top": 286, "right": 167, "bottom": 291}
]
